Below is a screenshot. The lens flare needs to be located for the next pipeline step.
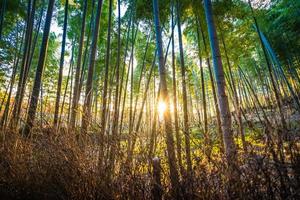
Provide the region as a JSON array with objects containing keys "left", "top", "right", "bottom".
[{"left": 157, "top": 100, "right": 167, "bottom": 120}]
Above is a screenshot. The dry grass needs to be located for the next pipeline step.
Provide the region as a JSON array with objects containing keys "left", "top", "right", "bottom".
[{"left": 0, "top": 125, "right": 299, "bottom": 199}]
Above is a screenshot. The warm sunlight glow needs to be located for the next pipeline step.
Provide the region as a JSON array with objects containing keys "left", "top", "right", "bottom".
[{"left": 157, "top": 100, "right": 167, "bottom": 120}]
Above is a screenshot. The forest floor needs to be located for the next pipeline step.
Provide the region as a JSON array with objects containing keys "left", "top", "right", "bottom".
[{"left": 0, "top": 106, "right": 299, "bottom": 200}]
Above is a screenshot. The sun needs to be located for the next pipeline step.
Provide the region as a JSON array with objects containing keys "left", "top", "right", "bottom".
[{"left": 157, "top": 100, "right": 167, "bottom": 120}]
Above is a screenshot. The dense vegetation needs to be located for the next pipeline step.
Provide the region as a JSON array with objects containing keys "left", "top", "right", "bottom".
[{"left": 0, "top": 0, "right": 299, "bottom": 199}]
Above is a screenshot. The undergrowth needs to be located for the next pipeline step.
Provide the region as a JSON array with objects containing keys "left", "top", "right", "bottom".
[{"left": 0, "top": 124, "right": 299, "bottom": 200}]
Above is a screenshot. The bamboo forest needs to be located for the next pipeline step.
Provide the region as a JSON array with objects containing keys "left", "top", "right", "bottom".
[{"left": 0, "top": 0, "right": 300, "bottom": 199}]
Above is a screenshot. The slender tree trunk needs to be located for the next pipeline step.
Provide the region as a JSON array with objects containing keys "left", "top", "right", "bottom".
[
  {"left": 248, "top": 0, "right": 287, "bottom": 130},
  {"left": 239, "top": 67, "right": 271, "bottom": 127},
  {"left": 148, "top": 80, "right": 159, "bottom": 166},
  {"left": 78, "top": 0, "right": 96, "bottom": 107},
  {"left": 127, "top": 32, "right": 152, "bottom": 164},
  {"left": 219, "top": 28, "right": 247, "bottom": 152},
  {"left": 23, "top": 0, "right": 55, "bottom": 136},
  {"left": 197, "top": 10, "right": 223, "bottom": 148},
  {"left": 152, "top": 0, "right": 180, "bottom": 197},
  {"left": 129, "top": 27, "right": 174, "bottom": 164},
  {"left": 116, "top": 16, "right": 132, "bottom": 148},
  {"left": 127, "top": 20, "right": 136, "bottom": 153},
  {"left": 152, "top": 158, "right": 163, "bottom": 200},
  {"left": 259, "top": 29, "right": 300, "bottom": 110},
  {"left": 204, "top": 0, "right": 239, "bottom": 197},
  {"left": 11, "top": 0, "right": 36, "bottom": 128},
  {"left": 131, "top": 32, "right": 151, "bottom": 135},
  {"left": 171, "top": 1, "right": 183, "bottom": 175},
  {"left": 176, "top": 0, "right": 192, "bottom": 174},
  {"left": 1, "top": 25, "right": 24, "bottom": 128},
  {"left": 68, "top": 66, "right": 73, "bottom": 123},
  {"left": 119, "top": 23, "right": 138, "bottom": 148},
  {"left": 70, "top": 0, "right": 88, "bottom": 128},
  {"left": 195, "top": 13, "right": 210, "bottom": 157},
  {"left": 109, "top": 0, "right": 121, "bottom": 168},
  {"left": 129, "top": 38, "right": 134, "bottom": 133},
  {"left": 59, "top": 45, "right": 74, "bottom": 126},
  {"left": 40, "top": 82, "right": 43, "bottom": 128},
  {"left": 82, "top": 0, "right": 104, "bottom": 132},
  {"left": 54, "top": 0, "right": 68, "bottom": 126},
  {"left": 128, "top": 51, "right": 156, "bottom": 165},
  {"left": 117, "top": 13, "right": 132, "bottom": 123},
  {"left": 99, "top": 0, "right": 112, "bottom": 141}
]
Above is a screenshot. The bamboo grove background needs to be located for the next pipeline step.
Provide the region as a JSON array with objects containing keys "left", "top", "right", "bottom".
[{"left": 0, "top": 0, "right": 299, "bottom": 199}]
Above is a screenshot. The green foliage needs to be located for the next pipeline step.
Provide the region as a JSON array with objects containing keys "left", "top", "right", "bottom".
[{"left": 262, "top": 0, "right": 300, "bottom": 63}]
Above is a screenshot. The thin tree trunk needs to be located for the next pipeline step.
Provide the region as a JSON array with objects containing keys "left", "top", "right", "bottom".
[
  {"left": 40, "top": 82, "right": 43, "bottom": 128},
  {"left": 127, "top": 19, "right": 136, "bottom": 154},
  {"left": 129, "top": 26, "right": 174, "bottom": 164},
  {"left": 259, "top": 29, "right": 300, "bottom": 110},
  {"left": 131, "top": 31, "right": 151, "bottom": 135},
  {"left": 197, "top": 10, "right": 223, "bottom": 148},
  {"left": 23, "top": 0, "right": 55, "bottom": 136},
  {"left": 126, "top": 31, "right": 152, "bottom": 164},
  {"left": 99, "top": 0, "right": 112, "bottom": 141},
  {"left": 59, "top": 45, "right": 74, "bottom": 126},
  {"left": 176, "top": 0, "right": 192, "bottom": 174},
  {"left": 171, "top": 1, "right": 183, "bottom": 175},
  {"left": 82, "top": 0, "right": 104, "bottom": 132},
  {"left": 11, "top": 0, "right": 36, "bottom": 128},
  {"left": 117, "top": 14, "right": 132, "bottom": 123},
  {"left": 152, "top": 0, "right": 180, "bottom": 197},
  {"left": 28, "top": 1, "right": 45, "bottom": 76},
  {"left": 77, "top": 19, "right": 95, "bottom": 126},
  {"left": 119, "top": 23, "right": 138, "bottom": 147},
  {"left": 152, "top": 158, "right": 163, "bottom": 200},
  {"left": 70, "top": 0, "right": 88, "bottom": 128},
  {"left": 109, "top": 0, "right": 122, "bottom": 170},
  {"left": 54, "top": 0, "right": 68, "bottom": 127},
  {"left": 248, "top": 0, "right": 287, "bottom": 131},
  {"left": 127, "top": 50, "right": 156, "bottom": 165},
  {"left": 116, "top": 16, "right": 132, "bottom": 148},
  {"left": 1, "top": 24, "right": 24, "bottom": 128},
  {"left": 195, "top": 13, "right": 210, "bottom": 158},
  {"left": 204, "top": 0, "right": 239, "bottom": 197},
  {"left": 219, "top": 28, "right": 247, "bottom": 152},
  {"left": 239, "top": 66, "right": 271, "bottom": 127}
]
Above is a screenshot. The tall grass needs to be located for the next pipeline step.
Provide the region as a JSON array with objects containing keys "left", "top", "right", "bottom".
[{"left": 0, "top": 123, "right": 299, "bottom": 199}]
